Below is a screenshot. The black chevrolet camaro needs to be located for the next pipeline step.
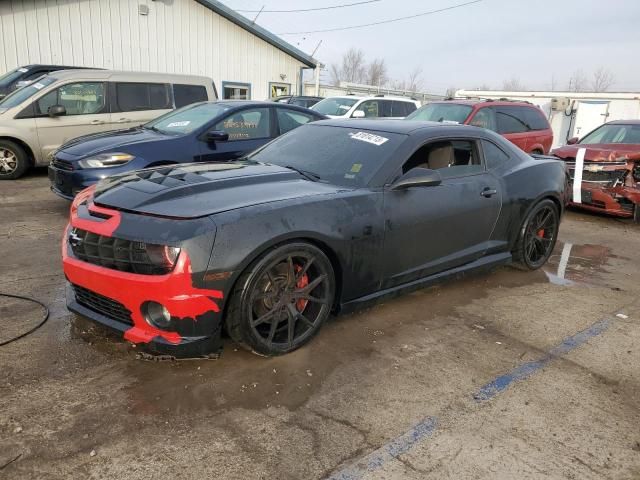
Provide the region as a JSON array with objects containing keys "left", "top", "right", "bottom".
[{"left": 62, "top": 120, "right": 566, "bottom": 357}]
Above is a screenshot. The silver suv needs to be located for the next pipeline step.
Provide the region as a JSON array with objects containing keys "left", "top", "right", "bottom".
[{"left": 0, "top": 69, "right": 217, "bottom": 179}]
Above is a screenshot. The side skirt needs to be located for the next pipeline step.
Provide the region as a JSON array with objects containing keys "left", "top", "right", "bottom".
[{"left": 339, "top": 252, "right": 512, "bottom": 314}]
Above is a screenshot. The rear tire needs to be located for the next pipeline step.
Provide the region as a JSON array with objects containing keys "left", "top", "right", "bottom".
[
  {"left": 634, "top": 204, "right": 640, "bottom": 224},
  {"left": 0, "top": 140, "right": 29, "bottom": 180},
  {"left": 226, "top": 242, "right": 335, "bottom": 356},
  {"left": 512, "top": 199, "right": 559, "bottom": 270}
]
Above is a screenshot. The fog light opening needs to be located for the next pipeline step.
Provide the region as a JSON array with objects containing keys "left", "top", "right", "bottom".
[{"left": 142, "top": 301, "right": 172, "bottom": 329}]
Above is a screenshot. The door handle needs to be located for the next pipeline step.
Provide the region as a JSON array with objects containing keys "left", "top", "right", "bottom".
[
  {"left": 90, "top": 120, "right": 104, "bottom": 125},
  {"left": 116, "top": 118, "right": 130, "bottom": 123},
  {"left": 481, "top": 188, "right": 498, "bottom": 198}
]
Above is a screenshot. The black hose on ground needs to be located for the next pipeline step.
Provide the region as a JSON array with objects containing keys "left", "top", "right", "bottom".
[{"left": 0, "top": 293, "right": 50, "bottom": 347}]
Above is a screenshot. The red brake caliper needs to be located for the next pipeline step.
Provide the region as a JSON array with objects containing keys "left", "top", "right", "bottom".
[
  {"left": 537, "top": 229, "right": 545, "bottom": 238},
  {"left": 295, "top": 265, "right": 309, "bottom": 312}
]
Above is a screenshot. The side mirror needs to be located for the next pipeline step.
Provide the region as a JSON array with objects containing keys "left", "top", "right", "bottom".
[
  {"left": 391, "top": 168, "right": 442, "bottom": 190},
  {"left": 203, "top": 130, "right": 229, "bottom": 143},
  {"left": 567, "top": 137, "right": 579, "bottom": 145},
  {"left": 352, "top": 110, "right": 365, "bottom": 118},
  {"left": 48, "top": 105, "right": 66, "bottom": 117}
]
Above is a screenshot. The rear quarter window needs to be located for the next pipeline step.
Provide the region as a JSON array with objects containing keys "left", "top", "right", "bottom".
[
  {"left": 522, "top": 107, "right": 550, "bottom": 131},
  {"left": 494, "top": 106, "right": 529, "bottom": 134},
  {"left": 482, "top": 139, "right": 511, "bottom": 169},
  {"left": 173, "top": 84, "right": 208, "bottom": 108}
]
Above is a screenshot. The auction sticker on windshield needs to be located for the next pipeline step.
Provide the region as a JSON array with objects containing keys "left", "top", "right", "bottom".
[
  {"left": 167, "top": 121, "right": 191, "bottom": 128},
  {"left": 349, "top": 131, "right": 389, "bottom": 146}
]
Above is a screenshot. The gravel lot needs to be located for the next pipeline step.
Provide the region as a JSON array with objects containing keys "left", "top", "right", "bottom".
[{"left": 1, "top": 169, "right": 639, "bottom": 479}]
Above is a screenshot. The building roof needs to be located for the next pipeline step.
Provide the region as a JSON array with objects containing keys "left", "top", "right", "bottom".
[{"left": 195, "top": 0, "right": 317, "bottom": 68}]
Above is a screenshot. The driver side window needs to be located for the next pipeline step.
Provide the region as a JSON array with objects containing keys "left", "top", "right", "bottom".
[
  {"left": 402, "top": 139, "right": 483, "bottom": 178},
  {"left": 214, "top": 108, "right": 271, "bottom": 141}
]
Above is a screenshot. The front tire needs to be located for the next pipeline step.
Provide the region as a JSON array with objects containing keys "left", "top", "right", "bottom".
[
  {"left": 512, "top": 199, "right": 559, "bottom": 270},
  {"left": 226, "top": 242, "right": 335, "bottom": 356},
  {"left": 0, "top": 140, "right": 29, "bottom": 180}
]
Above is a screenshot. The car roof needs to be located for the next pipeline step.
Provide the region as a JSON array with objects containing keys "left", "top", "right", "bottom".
[
  {"left": 430, "top": 99, "right": 536, "bottom": 107},
  {"left": 40, "top": 69, "right": 213, "bottom": 83},
  {"left": 326, "top": 95, "right": 418, "bottom": 103},
  {"left": 314, "top": 119, "right": 482, "bottom": 135},
  {"left": 606, "top": 119, "right": 640, "bottom": 125}
]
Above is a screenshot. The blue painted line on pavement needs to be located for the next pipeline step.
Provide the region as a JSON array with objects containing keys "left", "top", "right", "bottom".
[
  {"left": 327, "top": 416, "right": 437, "bottom": 480},
  {"left": 326, "top": 317, "right": 612, "bottom": 479},
  {"left": 473, "top": 318, "right": 611, "bottom": 402}
]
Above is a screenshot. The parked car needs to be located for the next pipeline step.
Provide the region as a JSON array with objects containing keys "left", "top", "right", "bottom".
[
  {"left": 271, "top": 95, "right": 323, "bottom": 108},
  {"left": 406, "top": 99, "right": 553, "bottom": 154},
  {"left": 0, "top": 69, "right": 217, "bottom": 179},
  {"left": 0, "top": 64, "right": 98, "bottom": 100},
  {"left": 62, "top": 120, "right": 566, "bottom": 357},
  {"left": 311, "top": 95, "right": 419, "bottom": 119},
  {"left": 552, "top": 120, "right": 640, "bottom": 221},
  {"left": 48, "top": 100, "right": 326, "bottom": 199}
]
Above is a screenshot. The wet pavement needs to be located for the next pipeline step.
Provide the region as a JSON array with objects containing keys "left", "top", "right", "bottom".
[{"left": 1, "top": 169, "right": 640, "bottom": 479}]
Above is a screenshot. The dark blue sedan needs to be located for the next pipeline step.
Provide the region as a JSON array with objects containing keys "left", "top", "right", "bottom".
[{"left": 48, "top": 100, "right": 326, "bottom": 199}]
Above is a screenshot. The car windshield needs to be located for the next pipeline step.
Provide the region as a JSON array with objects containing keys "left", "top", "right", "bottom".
[
  {"left": 0, "top": 76, "right": 57, "bottom": 109},
  {"left": 247, "top": 124, "right": 406, "bottom": 187},
  {"left": 406, "top": 103, "right": 473, "bottom": 123},
  {"left": 580, "top": 124, "right": 640, "bottom": 144},
  {"left": 311, "top": 97, "right": 358, "bottom": 116},
  {"left": 0, "top": 67, "right": 28, "bottom": 88},
  {"left": 145, "top": 102, "right": 232, "bottom": 135}
]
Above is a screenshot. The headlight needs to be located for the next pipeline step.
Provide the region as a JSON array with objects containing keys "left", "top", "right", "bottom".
[{"left": 78, "top": 153, "right": 135, "bottom": 169}]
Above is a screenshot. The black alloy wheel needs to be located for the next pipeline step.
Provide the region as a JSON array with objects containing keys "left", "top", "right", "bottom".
[
  {"left": 513, "top": 199, "right": 559, "bottom": 270},
  {"left": 226, "top": 243, "right": 335, "bottom": 356}
]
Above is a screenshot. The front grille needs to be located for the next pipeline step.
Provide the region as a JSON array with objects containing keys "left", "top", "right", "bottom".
[
  {"left": 72, "top": 284, "right": 133, "bottom": 325},
  {"left": 51, "top": 157, "right": 73, "bottom": 171},
  {"left": 568, "top": 167, "right": 627, "bottom": 185},
  {"left": 69, "top": 228, "right": 172, "bottom": 275}
]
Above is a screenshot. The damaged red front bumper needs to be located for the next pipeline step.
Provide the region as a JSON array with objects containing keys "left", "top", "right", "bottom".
[
  {"left": 62, "top": 187, "right": 225, "bottom": 356},
  {"left": 566, "top": 156, "right": 640, "bottom": 219}
]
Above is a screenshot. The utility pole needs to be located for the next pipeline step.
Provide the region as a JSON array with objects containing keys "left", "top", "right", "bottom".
[{"left": 315, "top": 63, "right": 322, "bottom": 97}]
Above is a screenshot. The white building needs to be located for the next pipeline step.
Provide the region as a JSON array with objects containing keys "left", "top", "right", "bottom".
[
  {"left": 456, "top": 89, "right": 640, "bottom": 148},
  {"left": 0, "top": 0, "right": 317, "bottom": 100}
]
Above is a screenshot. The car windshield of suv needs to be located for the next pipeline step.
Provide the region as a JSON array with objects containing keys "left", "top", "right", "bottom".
[
  {"left": 406, "top": 103, "right": 473, "bottom": 123},
  {"left": 0, "top": 67, "right": 28, "bottom": 88},
  {"left": 0, "top": 75, "right": 57, "bottom": 109},
  {"left": 579, "top": 124, "right": 640, "bottom": 144},
  {"left": 145, "top": 102, "right": 232, "bottom": 135},
  {"left": 311, "top": 97, "right": 359, "bottom": 116},
  {"left": 247, "top": 124, "right": 406, "bottom": 187}
]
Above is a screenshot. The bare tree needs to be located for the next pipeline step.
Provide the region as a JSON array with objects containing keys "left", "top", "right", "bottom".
[
  {"left": 502, "top": 77, "right": 525, "bottom": 91},
  {"left": 330, "top": 48, "right": 367, "bottom": 85},
  {"left": 406, "top": 67, "right": 423, "bottom": 93},
  {"left": 567, "top": 69, "right": 588, "bottom": 92},
  {"left": 591, "top": 67, "right": 615, "bottom": 92},
  {"left": 366, "top": 58, "right": 388, "bottom": 88},
  {"left": 445, "top": 86, "right": 458, "bottom": 98}
]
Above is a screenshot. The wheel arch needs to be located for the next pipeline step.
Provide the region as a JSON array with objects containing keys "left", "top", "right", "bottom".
[
  {"left": 510, "top": 193, "right": 562, "bottom": 251},
  {"left": 0, "top": 136, "right": 35, "bottom": 166},
  {"left": 221, "top": 234, "right": 344, "bottom": 320}
]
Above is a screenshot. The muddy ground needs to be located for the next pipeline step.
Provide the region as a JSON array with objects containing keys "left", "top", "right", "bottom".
[{"left": 1, "top": 169, "right": 640, "bottom": 479}]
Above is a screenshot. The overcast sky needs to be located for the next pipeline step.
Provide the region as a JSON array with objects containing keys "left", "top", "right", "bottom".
[{"left": 223, "top": 0, "right": 640, "bottom": 94}]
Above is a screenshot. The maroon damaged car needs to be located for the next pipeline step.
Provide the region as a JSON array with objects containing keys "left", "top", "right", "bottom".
[{"left": 552, "top": 120, "right": 640, "bottom": 222}]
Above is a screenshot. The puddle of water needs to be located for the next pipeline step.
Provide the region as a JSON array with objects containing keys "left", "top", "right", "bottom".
[{"left": 543, "top": 242, "right": 615, "bottom": 286}]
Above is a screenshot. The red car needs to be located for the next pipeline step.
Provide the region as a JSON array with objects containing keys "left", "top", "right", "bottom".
[
  {"left": 406, "top": 99, "right": 553, "bottom": 154},
  {"left": 552, "top": 120, "right": 640, "bottom": 222}
]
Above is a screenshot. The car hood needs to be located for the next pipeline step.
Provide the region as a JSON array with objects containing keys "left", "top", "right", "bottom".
[
  {"left": 553, "top": 143, "right": 640, "bottom": 162},
  {"left": 92, "top": 162, "right": 346, "bottom": 218},
  {"left": 58, "top": 127, "right": 172, "bottom": 158}
]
